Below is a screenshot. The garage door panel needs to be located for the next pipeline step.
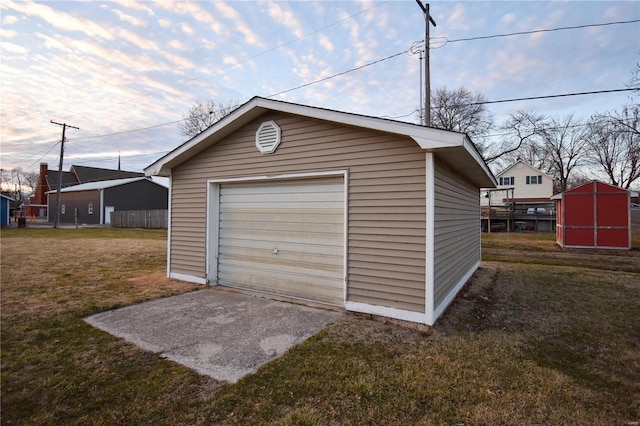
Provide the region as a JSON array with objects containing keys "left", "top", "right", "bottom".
[
  {"left": 218, "top": 271, "right": 343, "bottom": 306},
  {"left": 219, "top": 257, "right": 343, "bottom": 279},
  {"left": 219, "top": 241, "right": 343, "bottom": 259},
  {"left": 216, "top": 177, "right": 345, "bottom": 306},
  {"left": 219, "top": 228, "right": 343, "bottom": 245},
  {"left": 220, "top": 200, "right": 343, "bottom": 209},
  {"left": 219, "top": 218, "right": 343, "bottom": 234},
  {"left": 220, "top": 210, "right": 343, "bottom": 225}
]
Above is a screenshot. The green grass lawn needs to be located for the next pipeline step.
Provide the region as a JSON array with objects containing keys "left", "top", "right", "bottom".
[{"left": 1, "top": 227, "right": 639, "bottom": 425}]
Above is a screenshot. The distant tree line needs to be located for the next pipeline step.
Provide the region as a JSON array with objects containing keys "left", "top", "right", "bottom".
[{"left": 0, "top": 168, "right": 38, "bottom": 207}]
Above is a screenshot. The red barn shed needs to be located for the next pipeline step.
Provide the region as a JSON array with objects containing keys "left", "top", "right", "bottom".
[{"left": 553, "top": 181, "right": 631, "bottom": 250}]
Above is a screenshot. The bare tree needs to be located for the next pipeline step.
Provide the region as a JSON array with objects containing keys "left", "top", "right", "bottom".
[
  {"left": 178, "top": 99, "right": 240, "bottom": 138},
  {"left": 484, "top": 110, "right": 548, "bottom": 165},
  {"left": 586, "top": 109, "right": 640, "bottom": 189},
  {"left": 0, "top": 168, "right": 38, "bottom": 206},
  {"left": 541, "top": 114, "right": 589, "bottom": 192},
  {"left": 429, "top": 87, "right": 494, "bottom": 145}
]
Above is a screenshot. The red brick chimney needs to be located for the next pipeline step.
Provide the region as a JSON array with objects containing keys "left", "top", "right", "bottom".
[{"left": 36, "top": 163, "right": 48, "bottom": 204}]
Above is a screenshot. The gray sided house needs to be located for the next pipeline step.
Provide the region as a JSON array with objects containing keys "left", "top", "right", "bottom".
[
  {"left": 145, "top": 97, "right": 496, "bottom": 326},
  {"left": 48, "top": 177, "right": 168, "bottom": 225}
]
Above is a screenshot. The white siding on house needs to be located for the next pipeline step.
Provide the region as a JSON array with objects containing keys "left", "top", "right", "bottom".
[
  {"left": 433, "top": 160, "right": 481, "bottom": 311},
  {"left": 481, "top": 160, "right": 553, "bottom": 205}
]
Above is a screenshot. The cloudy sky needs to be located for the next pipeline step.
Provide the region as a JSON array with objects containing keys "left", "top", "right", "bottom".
[{"left": 1, "top": 0, "right": 638, "bottom": 174}]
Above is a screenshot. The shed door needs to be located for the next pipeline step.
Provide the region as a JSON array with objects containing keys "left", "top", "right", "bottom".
[{"left": 217, "top": 177, "right": 345, "bottom": 306}]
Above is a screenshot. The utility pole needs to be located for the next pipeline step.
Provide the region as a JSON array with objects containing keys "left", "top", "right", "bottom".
[
  {"left": 50, "top": 121, "right": 79, "bottom": 229},
  {"left": 415, "top": 1, "right": 436, "bottom": 126}
]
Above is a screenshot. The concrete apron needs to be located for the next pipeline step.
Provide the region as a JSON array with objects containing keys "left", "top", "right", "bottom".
[{"left": 84, "top": 288, "right": 342, "bottom": 383}]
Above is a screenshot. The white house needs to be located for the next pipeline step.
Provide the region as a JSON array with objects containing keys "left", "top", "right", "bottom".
[{"left": 481, "top": 159, "right": 553, "bottom": 206}]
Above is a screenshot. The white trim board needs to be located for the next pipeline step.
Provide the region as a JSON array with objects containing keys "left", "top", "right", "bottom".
[
  {"left": 169, "top": 272, "right": 207, "bottom": 285},
  {"left": 345, "top": 301, "right": 427, "bottom": 325}
]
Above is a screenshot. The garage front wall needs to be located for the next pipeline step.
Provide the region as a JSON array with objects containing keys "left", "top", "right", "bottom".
[{"left": 170, "top": 111, "right": 427, "bottom": 312}]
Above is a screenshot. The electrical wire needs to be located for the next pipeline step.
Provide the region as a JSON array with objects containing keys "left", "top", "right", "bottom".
[
  {"left": 93, "top": 1, "right": 392, "bottom": 112},
  {"left": 267, "top": 50, "right": 408, "bottom": 98},
  {"left": 28, "top": 17, "right": 639, "bottom": 154},
  {"left": 385, "top": 89, "right": 636, "bottom": 118},
  {"left": 22, "top": 141, "right": 60, "bottom": 171},
  {"left": 73, "top": 48, "right": 411, "bottom": 141},
  {"left": 458, "top": 88, "right": 635, "bottom": 106},
  {"left": 441, "top": 19, "right": 640, "bottom": 45}
]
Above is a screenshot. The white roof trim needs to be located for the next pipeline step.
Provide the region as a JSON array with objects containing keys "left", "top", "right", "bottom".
[
  {"left": 45, "top": 177, "right": 155, "bottom": 193},
  {"left": 145, "top": 96, "right": 496, "bottom": 186}
]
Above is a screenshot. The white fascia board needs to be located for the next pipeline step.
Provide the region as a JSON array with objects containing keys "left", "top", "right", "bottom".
[
  {"left": 258, "top": 100, "right": 495, "bottom": 189},
  {"left": 462, "top": 136, "right": 497, "bottom": 187},
  {"left": 145, "top": 96, "right": 471, "bottom": 177},
  {"left": 259, "top": 98, "right": 466, "bottom": 148},
  {"left": 145, "top": 99, "right": 263, "bottom": 176}
]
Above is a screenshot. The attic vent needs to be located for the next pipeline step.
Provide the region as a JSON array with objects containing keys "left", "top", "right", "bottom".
[{"left": 255, "top": 121, "right": 281, "bottom": 154}]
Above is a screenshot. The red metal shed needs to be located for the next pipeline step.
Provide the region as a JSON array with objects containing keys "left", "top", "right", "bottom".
[{"left": 553, "top": 181, "right": 631, "bottom": 249}]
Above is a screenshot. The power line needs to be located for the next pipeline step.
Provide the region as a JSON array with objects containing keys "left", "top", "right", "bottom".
[
  {"left": 483, "top": 115, "right": 638, "bottom": 139},
  {"left": 267, "top": 50, "right": 408, "bottom": 98},
  {"left": 75, "top": 1, "right": 391, "bottom": 117},
  {"left": 440, "top": 19, "right": 640, "bottom": 44},
  {"left": 23, "top": 141, "right": 61, "bottom": 171},
  {"left": 69, "top": 17, "right": 639, "bottom": 142},
  {"left": 384, "top": 89, "right": 636, "bottom": 119},
  {"left": 74, "top": 48, "right": 411, "bottom": 141},
  {"left": 467, "top": 88, "right": 635, "bottom": 106},
  {"left": 73, "top": 119, "right": 184, "bottom": 141}
]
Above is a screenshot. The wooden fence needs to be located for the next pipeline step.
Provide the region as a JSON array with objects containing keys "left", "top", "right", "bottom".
[{"left": 110, "top": 210, "right": 168, "bottom": 229}]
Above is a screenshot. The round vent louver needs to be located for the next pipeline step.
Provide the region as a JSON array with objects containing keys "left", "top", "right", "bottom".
[{"left": 255, "top": 121, "right": 281, "bottom": 154}]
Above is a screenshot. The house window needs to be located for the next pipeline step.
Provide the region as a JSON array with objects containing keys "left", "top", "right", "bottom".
[
  {"left": 88, "top": 204, "right": 93, "bottom": 214},
  {"left": 61, "top": 204, "right": 65, "bottom": 214},
  {"left": 499, "top": 176, "right": 514, "bottom": 186},
  {"left": 526, "top": 175, "right": 542, "bottom": 184}
]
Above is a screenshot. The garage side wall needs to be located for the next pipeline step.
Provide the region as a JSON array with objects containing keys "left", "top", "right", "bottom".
[
  {"left": 170, "top": 111, "right": 427, "bottom": 312},
  {"left": 433, "top": 160, "right": 481, "bottom": 319},
  {"left": 48, "top": 191, "right": 101, "bottom": 225}
]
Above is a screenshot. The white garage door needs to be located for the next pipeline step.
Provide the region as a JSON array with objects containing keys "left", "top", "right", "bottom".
[{"left": 217, "top": 176, "right": 345, "bottom": 306}]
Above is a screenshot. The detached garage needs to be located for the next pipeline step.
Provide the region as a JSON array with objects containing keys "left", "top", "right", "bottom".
[
  {"left": 145, "top": 97, "right": 496, "bottom": 326},
  {"left": 553, "top": 181, "right": 631, "bottom": 250}
]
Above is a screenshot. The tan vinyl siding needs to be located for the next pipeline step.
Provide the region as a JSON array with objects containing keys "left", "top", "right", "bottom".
[
  {"left": 169, "top": 111, "right": 426, "bottom": 312},
  {"left": 433, "top": 159, "right": 480, "bottom": 308}
]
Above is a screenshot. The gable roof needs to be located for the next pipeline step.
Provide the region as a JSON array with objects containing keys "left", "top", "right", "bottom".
[
  {"left": 496, "top": 159, "right": 553, "bottom": 180},
  {"left": 45, "top": 170, "right": 78, "bottom": 191},
  {"left": 46, "top": 177, "right": 162, "bottom": 194},
  {"left": 551, "top": 180, "right": 630, "bottom": 200},
  {"left": 145, "top": 96, "right": 497, "bottom": 188},
  {"left": 70, "top": 165, "right": 144, "bottom": 183}
]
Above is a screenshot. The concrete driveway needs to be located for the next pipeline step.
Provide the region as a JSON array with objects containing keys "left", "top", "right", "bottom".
[{"left": 85, "top": 289, "right": 342, "bottom": 383}]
